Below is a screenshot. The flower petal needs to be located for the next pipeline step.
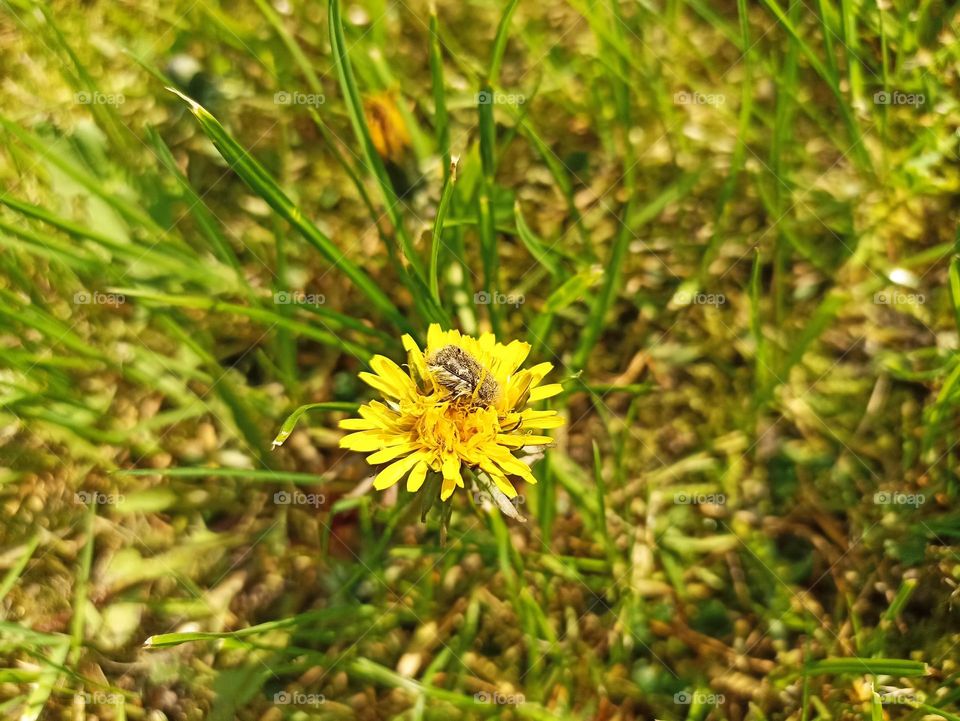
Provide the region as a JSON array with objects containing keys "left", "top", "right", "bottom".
[
  {"left": 527, "top": 383, "right": 563, "bottom": 402},
  {"left": 427, "top": 324, "right": 457, "bottom": 353},
  {"left": 440, "top": 455, "right": 462, "bottom": 500},
  {"left": 359, "top": 401, "right": 399, "bottom": 425},
  {"left": 497, "top": 340, "right": 531, "bottom": 375},
  {"left": 340, "top": 431, "right": 404, "bottom": 452},
  {"left": 367, "top": 442, "right": 420, "bottom": 464},
  {"left": 490, "top": 472, "right": 519, "bottom": 497},
  {"left": 361, "top": 355, "right": 416, "bottom": 400},
  {"left": 479, "top": 460, "right": 519, "bottom": 498},
  {"left": 526, "top": 362, "right": 554, "bottom": 386},
  {"left": 485, "top": 445, "right": 537, "bottom": 484},
  {"left": 402, "top": 334, "right": 428, "bottom": 388},
  {"left": 358, "top": 371, "right": 403, "bottom": 399},
  {"left": 406, "top": 461, "right": 429, "bottom": 492},
  {"left": 339, "top": 418, "right": 378, "bottom": 430},
  {"left": 496, "top": 433, "right": 554, "bottom": 447},
  {"left": 519, "top": 410, "right": 565, "bottom": 429},
  {"left": 373, "top": 453, "right": 424, "bottom": 490}
]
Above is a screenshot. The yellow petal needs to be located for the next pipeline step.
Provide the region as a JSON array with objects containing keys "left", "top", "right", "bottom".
[
  {"left": 359, "top": 355, "right": 415, "bottom": 400},
  {"left": 527, "top": 383, "right": 563, "bottom": 402},
  {"left": 478, "top": 460, "right": 519, "bottom": 498},
  {"left": 373, "top": 453, "right": 423, "bottom": 490},
  {"left": 402, "top": 334, "right": 427, "bottom": 381},
  {"left": 522, "top": 416, "right": 565, "bottom": 430},
  {"left": 441, "top": 454, "right": 461, "bottom": 482},
  {"left": 490, "top": 472, "right": 519, "bottom": 497},
  {"left": 339, "top": 418, "right": 378, "bottom": 430},
  {"left": 358, "top": 400, "right": 392, "bottom": 418},
  {"left": 485, "top": 445, "right": 537, "bottom": 483},
  {"left": 427, "top": 324, "right": 453, "bottom": 353},
  {"left": 406, "top": 461, "right": 429, "bottom": 492},
  {"left": 526, "top": 362, "right": 554, "bottom": 386},
  {"left": 440, "top": 475, "right": 458, "bottom": 500},
  {"left": 505, "top": 372, "right": 534, "bottom": 410},
  {"left": 358, "top": 371, "right": 403, "bottom": 399},
  {"left": 371, "top": 355, "right": 415, "bottom": 396},
  {"left": 439, "top": 455, "right": 462, "bottom": 500},
  {"left": 340, "top": 431, "right": 401, "bottom": 452},
  {"left": 367, "top": 442, "right": 420, "bottom": 464},
  {"left": 476, "top": 333, "right": 496, "bottom": 359},
  {"left": 497, "top": 340, "right": 531, "bottom": 375}
]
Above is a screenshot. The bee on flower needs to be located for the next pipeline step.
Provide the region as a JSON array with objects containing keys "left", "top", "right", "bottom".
[{"left": 338, "top": 324, "right": 564, "bottom": 503}]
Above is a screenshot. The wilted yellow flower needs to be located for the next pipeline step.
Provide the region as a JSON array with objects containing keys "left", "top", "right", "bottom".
[
  {"left": 339, "top": 325, "right": 564, "bottom": 501},
  {"left": 363, "top": 91, "right": 411, "bottom": 164}
]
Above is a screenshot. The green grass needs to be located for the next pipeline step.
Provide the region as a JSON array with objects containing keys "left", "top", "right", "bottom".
[{"left": 1, "top": 0, "right": 960, "bottom": 719}]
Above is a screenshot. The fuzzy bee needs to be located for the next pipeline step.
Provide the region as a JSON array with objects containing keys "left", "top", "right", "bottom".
[{"left": 427, "top": 345, "right": 500, "bottom": 407}]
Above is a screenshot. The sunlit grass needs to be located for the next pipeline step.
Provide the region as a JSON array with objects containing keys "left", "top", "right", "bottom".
[{"left": 1, "top": 0, "right": 959, "bottom": 719}]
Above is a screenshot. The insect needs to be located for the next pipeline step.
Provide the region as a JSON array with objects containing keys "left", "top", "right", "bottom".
[{"left": 427, "top": 345, "right": 500, "bottom": 407}]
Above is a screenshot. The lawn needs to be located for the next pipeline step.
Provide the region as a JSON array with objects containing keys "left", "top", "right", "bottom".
[{"left": 1, "top": 0, "right": 959, "bottom": 719}]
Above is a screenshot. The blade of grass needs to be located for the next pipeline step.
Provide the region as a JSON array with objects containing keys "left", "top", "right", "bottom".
[
  {"left": 429, "top": 157, "right": 459, "bottom": 304},
  {"left": 110, "top": 288, "right": 376, "bottom": 361},
  {"left": 0, "top": 533, "right": 40, "bottom": 606},
  {"left": 514, "top": 201, "right": 562, "bottom": 277},
  {"left": 750, "top": 248, "right": 770, "bottom": 402},
  {"left": 0, "top": 195, "right": 213, "bottom": 282},
  {"left": 145, "top": 125, "right": 243, "bottom": 276},
  {"left": 168, "top": 89, "right": 412, "bottom": 333},
  {"left": 271, "top": 401, "right": 361, "bottom": 448},
  {"left": 114, "top": 468, "right": 336, "bottom": 484},
  {"left": 68, "top": 502, "right": 96, "bottom": 665},
  {"left": 573, "top": 171, "right": 700, "bottom": 369},
  {"left": 802, "top": 658, "right": 927, "bottom": 676},
  {"left": 758, "top": 0, "right": 871, "bottom": 172},
  {"left": 328, "top": 0, "right": 446, "bottom": 327},
  {"left": 948, "top": 256, "right": 960, "bottom": 334},
  {"left": 487, "top": 0, "right": 521, "bottom": 83},
  {"left": 429, "top": 5, "right": 451, "bottom": 174},
  {"left": 477, "top": 84, "right": 500, "bottom": 334}
]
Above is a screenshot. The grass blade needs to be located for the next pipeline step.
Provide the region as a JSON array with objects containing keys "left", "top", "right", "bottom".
[
  {"left": 271, "top": 401, "right": 361, "bottom": 448},
  {"left": 429, "top": 157, "right": 458, "bottom": 304},
  {"left": 168, "top": 88, "right": 411, "bottom": 333}
]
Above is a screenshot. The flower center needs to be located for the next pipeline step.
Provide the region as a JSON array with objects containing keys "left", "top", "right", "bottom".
[{"left": 410, "top": 398, "right": 499, "bottom": 456}]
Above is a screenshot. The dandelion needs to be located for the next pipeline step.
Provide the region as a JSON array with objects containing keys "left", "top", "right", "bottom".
[{"left": 338, "top": 324, "right": 564, "bottom": 501}]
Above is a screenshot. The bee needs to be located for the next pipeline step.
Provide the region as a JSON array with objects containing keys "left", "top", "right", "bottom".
[{"left": 427, "top": 345, "right": 500, "bottom": 407}]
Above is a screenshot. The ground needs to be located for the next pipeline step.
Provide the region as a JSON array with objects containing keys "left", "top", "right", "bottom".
[{"left": 1, "top": 0, "right": 959, "bottom": 720}]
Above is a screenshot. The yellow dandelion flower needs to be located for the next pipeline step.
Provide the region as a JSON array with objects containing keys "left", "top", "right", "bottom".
[{"left": 339, "top": 324, "right": 564, "bottom": 501}]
